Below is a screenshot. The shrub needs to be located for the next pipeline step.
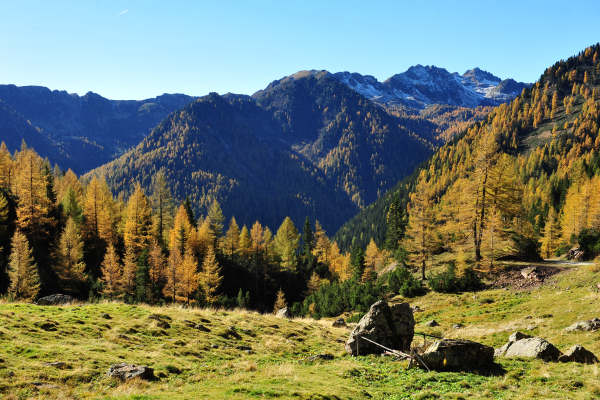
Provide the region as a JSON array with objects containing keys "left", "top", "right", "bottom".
[
  {"left": 577, "top": 228, "right": 600, "bottom": 260},
  {"left": 387, "top": 267, "right": 426, "bottom": 297},
  {"left": 428, "top": 264, "right": 483, "bottom": 293}
]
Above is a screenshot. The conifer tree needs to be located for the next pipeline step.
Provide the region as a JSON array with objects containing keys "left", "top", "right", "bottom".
[
  {"left": 222, "top": 217, "right": 240, "bottom": 257},
  {"left": 404, "top": 180, "right": 435, "bottom": 280},
  {"left": 540, "top": 207, "right": 560, "bottom": 259},
  {"left": 148, "top": 239, "right": 165, "bottom": 302},
  {"left": 7, "top": 230, "right": 40, "bottom": 301},
  {"left": 273, "top": 217, "right": 300, "bottom": 271},
  {"left": 176, "top": 248, "right": 200, "bottom": 304},
  {"left": 164, "top": 250, "right": 181, "bottom": 302},
  {"left": 123, "top": 184, "right": 152, "bottom": 256},
  {"left": 56, "top": 217, "right": 87, "bottom": 287},
  {"left": 169, "top": 204, "right": 194, "bottom": 257},
  {"left": 273, "top": 288, "right": 287, "bottom": 312},
  {"left": 100, "top": 244, "right": 122, "bottom": 299},
  {"left": 183, "top": 197, "right": 196, "bottom": 228},
  {"left": 199, "top": 245, "right": 222, "bottom": 305},
  {"left": 207, "top": 199, "right": 224, "bottom": 239},
  {"left": 121, "top": 246, "right": 138, "bottom": 299},
  {"left": 150, "top": 170, "right": 174, "bottom": 246},
  {"left": 306, "top": 271, "right": 322, "bottom": 294},
  {"left": 238, "top": 225, "right": 251, "bottom": 258}
]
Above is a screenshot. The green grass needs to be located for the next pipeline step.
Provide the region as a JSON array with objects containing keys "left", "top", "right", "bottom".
[{"left": 1, "top": 263, "right": 600, "bottom": 399}]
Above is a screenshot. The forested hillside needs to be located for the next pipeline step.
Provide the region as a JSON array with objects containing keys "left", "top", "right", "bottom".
[
  {"left": 0, "top": 85, "right": 195, "bottom": 173},
  {"left": 340, "top": 44, "right": 600, "bottom": 273}
]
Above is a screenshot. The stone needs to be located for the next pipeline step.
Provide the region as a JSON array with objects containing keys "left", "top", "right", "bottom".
[
  {"left": 452, "top": 323, "right": 464, "bottom": 329},
  {"left": 520, "top": 266, "right": 542, "bottom": 281},
  {"left": 332, "top": 318, "right": 346, "bottom": 327},
  {"left": 420, "top": 339, "right": 494, "bottom": 371},
  {"left": 101, "top": 313, "right": 112, "bottom": 320},
  {"left": 558, "top": 345, "right": 599, "bottom": 364},
  {"left": 36, "top": 294, "right": 74, "bottom": 306},
  {"left": 345, "top": 300, "right": 414, "bottom": 356},
  {"left": 564, "top": 318, "right": 600, "bottom": 332},
  {"left": 567, "top": 246, "right": 584, "bottom": 261},
  {"left": 424, "top": 320, "right": 439, "bottom": 327},
  {"left": 154, "top": 320, "right": 171, "bottom": 329},
  {"left": 276, "top": 307, "right": 291, "bottom": 318},
  {"left": 107, "top": 363, "right": 155, "bottom": 381},
  {"left": 43, "top": 361, "right": 68, "bottom": 369},
  {"left": 194, "top": 324, "right": 211, "bottom": 332},
  {"left": 306, "top": 353, "right": 334, "bottom": 362},
  {"left": 411, "top": 305, "right": 423, "bottom": 313},
  {"left": 37, "top": 321, "right": 58, "bottom": 332},
  {"left": 509, "top": 331, "right": 532, "bottom": 343},
  {"left": 502, "top": 337, "right": 562, "bottom": 361}
]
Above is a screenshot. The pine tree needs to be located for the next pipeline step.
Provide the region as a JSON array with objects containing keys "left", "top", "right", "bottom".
[
  {"left": 100, "top": 244, "right": 122, "bottom": 299},
  {"left": 273, "top": 288, "right": 287, "bottom": 313},
  {"left": 183, "top": 197, "right": 197, "bottom": 228},
  {"left": 56, "top": 217, "right": 87, "bottom": 287},
  {"left": 207, "top": 199, "right": 224, "bottom": 240},
  {"left": 306, "top": 271, "right": 322, "bottom": 294},
  {"left": 199, "top": 245, "right": 222, "bottom": 305},
  {"left": 312, "top": 221, "right": 331, "bottom": 264},
  {"left": 164, "top": 250, "right": 181, "bottom": 302},
  {"left": 150, "top": 170, "right": 174, "bottom": 247},
  {"left": 176, "top": 248, "right": 200, "bottom": 304},
  {"left": 148, "top": 239, "right": 165, "bottom": 302},
  {"left": 301, "top": 217, "right": 314, "bottom": 260},
  {"left": 121, "top": 246, "right": 138, "bottom": 299},
  {"left": 404, "top": 178, "right": 435, "bottom": 280},
  {"left": 238, "top": 225, "right": 251, "bottom": 258},
  {"left": 273, "top": 217, "right": 300, "bottom": 271},
  {"left": 7, "top": 230, "right": 40, "bottom": 301},
  {"left": 169, "top": 204, "right": 194, "bottom": 257},
  {"left": 540, "top": 207, "right": 560, "bottom": 259}
]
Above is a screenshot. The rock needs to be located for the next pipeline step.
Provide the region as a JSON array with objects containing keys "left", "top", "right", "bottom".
[
  {"left": 332, "top": 318, "right": 346, "bottom": 327},
  {"left": 502, "top": 337, "right": 562, "bottom": 361},
  {"left": 276, "top": 307, "right": 291, "bottom": 318},
  {"left": 43, "top": 361, "right": 68, "bottom": 369},
  {"left": 452, "top": 323, "right": 464, "bottom": 329},
  {"left": 509, "top": 331, "right": 532, "bottom": 343},
  {"left": 236, "top": 345, "right": 252, "bottom": 351},
  {"left": 345, "top": 300, "right": 414, "bottom": 356},
  {"left": 37, "top": 321, "right": 58, "bottom": 332},
  {"left": 424, "top": 320, "right": 439, "bottom": 327},
  {"left": 154, "top": 320, "right": 171, "bottom": 329},
  {"left": 564, "top": 318, "right": 600, "bottom": 332},
  {"left": 411, "top": 305, "right": 423, "bottom": 313},
  {"left": 148, "top": 313, "right": 171, "bottom": 322},
  {"left": 101, "top": 313, "right": 112, "bottom": 320},
  {"left": 194, "top": 324, "right": 211, "bottom": 332},
  {"left": 558, "top": 345, "right": 599, "bottom": 364},
  {"left": 107, "top": 363, "right": 155, "bottom": 381},
  {"left": 306, "top": 353, "right": 334, "bottom": 362},
  {"left": 36, "top": 294, "right": 74, "bottom": 306},
  {"left": 520, "top": 266, "right": 543, "bottom": 281},
  {"left": 420, "top": 339, "right": 494, "bottom": 371}
]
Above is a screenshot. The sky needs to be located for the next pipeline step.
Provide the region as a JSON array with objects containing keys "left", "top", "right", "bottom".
[{"left": 1, "top": 0, "right": 599, "bottom": 100}]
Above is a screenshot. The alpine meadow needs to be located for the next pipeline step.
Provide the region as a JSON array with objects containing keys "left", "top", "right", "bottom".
[{"left": 1, "top": 2, "right": 600, "bottom": 399}]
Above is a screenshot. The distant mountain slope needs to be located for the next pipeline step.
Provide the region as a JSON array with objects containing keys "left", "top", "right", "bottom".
[
  {"left": 335, "top": 66, "right": 530, "bottom": 110},
  {"left": 91, "top": 72, "right": 434, "bottom": 232},
  {"left": 0, "top": 85, "right": 195, "bottom": 173}
]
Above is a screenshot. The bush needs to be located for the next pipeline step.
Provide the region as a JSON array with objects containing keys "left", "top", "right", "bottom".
[
  {"left": 387, "top": 267, "right": 426, "bottom": 297},
  {"left": 577, "top": 228, "right": 600, "bottom": 260},
  {"left": 428, "top": 264, "right": 483, "bottom": 293}
]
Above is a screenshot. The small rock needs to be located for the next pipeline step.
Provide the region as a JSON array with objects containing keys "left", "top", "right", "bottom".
[
  {"left": 154, "top": 320, "right": 171, "bottom": 330},
  {"left": 148, "top": 313, "right": 171, "bottom": 322},
  {"left": 101, "top": 313, "right": 112, "bottom": 320},
  {"left": 558, "top": 345, "right": 598, "bottom": 364},
  {"left": 453, "top": 323, "right": 464, "bottom": 329},
  {"left": 37, "top": 294, "right": 74, "bottom": 306},
  {"left": 332, "top": 318, "right": 346, "bottom": 327},
  {"left": 194, "top": 324, "right": 211, "bottom": 332},
  {"left": 424, "top": 320, "right": 439, "bottom": 327},
  {"left": 411, "top": 305, "right": 423, "bottom": 313},
  {"left": 43, "top": 361, "right": 68, "bottom": 369},
  {"left": 236, "top": 345, "right": 252, "bottom": 351},
  {"left": 420, "top": 339, "right": 494, "bottom": 371},
  {"left": 37, "top": 321, "right": 58, "bottom": 332},
  {"left": 276, "top": 307, "right": 291, "bottom": 318},
  {"left": 107, "top": 363, "right": 155, "bottom": 381},
  {"left": 564, "top": 318, "right": 600, "bottom": 332}
]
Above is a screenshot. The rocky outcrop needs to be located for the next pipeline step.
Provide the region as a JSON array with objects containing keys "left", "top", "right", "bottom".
[
  {"left": 275, "top": 307, "right": 291, "bottom": 318},
  {"left": 558, "top": 345, "right": 599, "bottom": 364},
  {"left": 564, "top": 318, "right": 600, "bottom": 332},
  {"left": 345, "top": 300, "right": 414, "bottom": 356},
  {"left": 567, "top": 246, "right": 584, "bottom": 261},
  {"left": 36, "top": 294, "right": 74, "bottom": 306},
  {"left": 107, "top": 363, "right": 155, "bottom": 381},
  {"left": 420, "top": 339, "right": 494, "bottom": 371}
]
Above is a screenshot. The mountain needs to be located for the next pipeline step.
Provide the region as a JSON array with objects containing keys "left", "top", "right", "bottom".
[
  {"left": 335, "top": 44, "right": 600, "bottom": 258},
  {"left": 335, "top": 66, "right": 530, "bottom": 110},
  {"left": 90, "top": 71, "right": 433, "bottom": 232},
  {"left": 0, "top": 85, "right": 195, "bottom": 173}
]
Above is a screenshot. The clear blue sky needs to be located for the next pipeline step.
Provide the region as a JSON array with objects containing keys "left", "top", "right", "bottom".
[{"left": 1, "top": 0, "right": 599, "bottom": 100}]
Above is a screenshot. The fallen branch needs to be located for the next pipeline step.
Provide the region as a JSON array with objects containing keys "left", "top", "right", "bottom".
[{"left": 357, "top": 336, "right": 430, "bottom": 372}]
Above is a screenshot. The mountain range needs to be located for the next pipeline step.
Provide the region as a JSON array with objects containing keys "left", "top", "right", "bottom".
[{"left": 0, "top": 65, "right": 527, "bottom": 233}]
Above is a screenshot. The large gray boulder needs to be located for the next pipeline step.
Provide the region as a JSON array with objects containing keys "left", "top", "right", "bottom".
[
  {"left": 345, "top": 300, "right": 414, "bottom": 356},
  {"left": 37, "top": 294, "right": 74, "bottom": 306},
  {"left": 564, "top": 318, "right": 600, "bottom": 332},
  {"left": 107, "top": 363, "right": 155, "bottom": 381},
  {"left": 499, "top": 336, "right": 562, "bottom": 361},
  {"left": 558, "top": 345, "right": 599, "bottom": 364},
  {"left": 420, "top": 339, "right": 494, "bottom": 371}
]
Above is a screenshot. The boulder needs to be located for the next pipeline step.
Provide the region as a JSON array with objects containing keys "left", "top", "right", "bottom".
[
  {"left": 345, "top": 300, "right": 414, "bottom": 356},
  {"left": 495, "top": 332, "right": 533, "bottom": 357},
  {"left": 567, "top": 246, "right": 585, "bottom": 261},
  {"left": 501, "top": 337, "right": 562, "bottom": 361},
  {"left": 420, "top": 339, "right": 494, "bottom": 371},
  {"left": 276, "top": 307, "right": 291, "bottom": 319},
  {"left": 520, "top": 266, "right": 542, "bottom": 281},
  {"left": 564, "top": 318, "right": 600, "bottom": 332},
  {"left": 36, "top": 294, "right": 74, "bottom": 306},
  {"left": 424, "top": 320, "right": 439, "bottom": 327},
  {"left": 332, "top": 318, "right": 346, "bottom": 327},
  {"left": 558, "top": 345, "right": 599, "bottom": 364},
  {"left": 107, "top": 363, "right": 155, "bottom": 381}
]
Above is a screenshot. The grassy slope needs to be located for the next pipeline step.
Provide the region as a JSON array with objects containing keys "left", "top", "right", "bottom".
[{"left": 1, "top": 263, "right": 599, "bottom": 400}]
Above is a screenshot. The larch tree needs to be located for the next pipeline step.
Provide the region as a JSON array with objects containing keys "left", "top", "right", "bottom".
[
  {"left": 123, "top": 184, "right": 153, "bottom": 256},
  {"left": 100, "top": 244, "right": 122, "bottom": 299},
  {"left": 148, "top": 239, "right": 165, "bottom": 301},
  {"left": 207, "top": 199, "right": 224, "bottom": 241},
  {"left": 273, "top": 217, "right": 300, "bottom": 271},
  {"left": 222, "top": 217, "right": 240, "bottom": 258},
  {"left": 238, "top": 225, "right": 251, "bottom": 258},
  {"left": 163, "top": 250, "right": 181, "bottom": 302},
  {"left": 169, "top": 204, "right": 194, "bottom": 257},
  {"left": 56, "top": 217, "right": 87, "bottom": 287},
  {"left": 404, "top": 177, "right": 435, "bottom": 280},
  {"left": 199, "top": 245, "right": 222, "bottom": 305},
  {"left": 540, "top": 207, "right": 560, "bottom": 259},
  {"left": 150, "top": 170, "right": 174, "bottom": 247},
  {"left": 273, "top": 288, "right": 287, "bottom": 313},
  {"left": 7, "top": 230, "right": 40, "bottom": 301},
  {"left": 176, "top": 248, "right": 200, "bottom": 304},
  {"left": 121, "top": 246, "right": 138, "bottom": 299}
]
